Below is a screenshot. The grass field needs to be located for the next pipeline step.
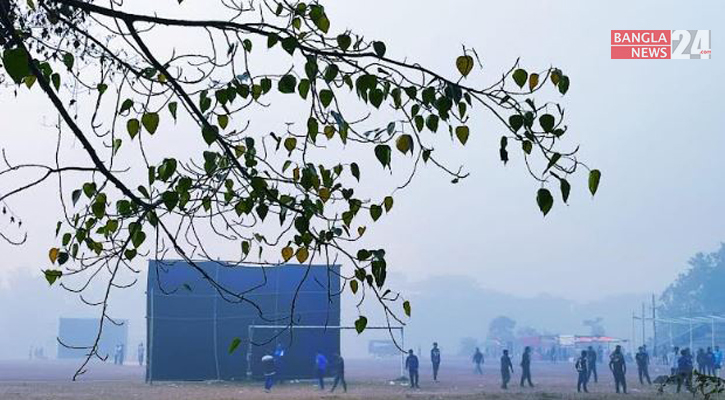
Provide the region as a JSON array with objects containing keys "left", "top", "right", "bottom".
[{"left": 0, "top": 357, "right": 701, "bottom": 399}]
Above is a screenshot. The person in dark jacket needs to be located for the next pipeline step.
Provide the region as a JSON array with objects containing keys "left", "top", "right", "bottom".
[
  {"left": 430, "top": 342, "right": 441, "bottom": 381},
  {"left": 405, "top": 349, "right": 420, "bottom": 388},
  {"left": 473, "top": 347, "right": 484, "bottom": 375},
  {"left": 261, "top": 354, "right": 276, "bottom": 392},
  {"left": 330, "top": 353, "right": 347, "bottom": 393},
  {"left": 576, "top": 350, "right": 589, "bottom": 393},
  {"left": 500, "top": 349, "right": 514, "bottom": 389},
  {"left": 635, "top": 346, "right": 651, "bottom": 385},
  {"left": 587, "top": 346, "right": 598, "bottom": 383},
  {"left": 677, "top": 348, "right": 694, "bottom": 393},
  {"left": 706, "top": 347, "right": 715, "bottom": 376},
  {"left": 520, "top": 346, "right": 534, "bottom": 387},
  {"left": 609, "top": 345, "right": 627, "bottom": 394}
]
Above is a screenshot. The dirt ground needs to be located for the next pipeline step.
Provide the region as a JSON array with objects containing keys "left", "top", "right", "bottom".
[{"left": 0, "top": 358, "right": 700, "bottom": 399}]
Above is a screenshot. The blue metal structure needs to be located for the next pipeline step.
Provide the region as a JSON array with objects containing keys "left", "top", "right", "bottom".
[{"left": 146, "top": 260, "right": 340, "bottom": 381}]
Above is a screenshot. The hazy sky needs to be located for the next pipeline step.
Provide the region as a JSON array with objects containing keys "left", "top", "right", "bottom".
[{"left": 1, "top": 0, "right": 724, "bottom": 303}]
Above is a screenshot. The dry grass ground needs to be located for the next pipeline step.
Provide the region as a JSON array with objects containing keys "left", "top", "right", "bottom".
[{"left": 0, "top": 357, "right": 701, "bottom": 399}]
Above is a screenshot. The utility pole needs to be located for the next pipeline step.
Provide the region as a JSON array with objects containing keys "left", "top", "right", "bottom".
[
  {"left": 652, "top": 294, "right": 657, "bottom": 357},
  {"left": 642, "top": 302, "right": 646, "bottom": 348}
]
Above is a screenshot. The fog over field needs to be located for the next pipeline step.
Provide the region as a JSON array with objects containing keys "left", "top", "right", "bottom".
[{"left": 0, "top": 1, "right": 724, "bottom": 399}]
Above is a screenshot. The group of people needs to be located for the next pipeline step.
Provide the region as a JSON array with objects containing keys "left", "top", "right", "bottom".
[
  {"left": 258, "top": 342, "right": 725, "bottom": 394},
  {"left": 112, "top": 342, "right": 145, "bottom": 366},
  {"left": 261, "top": 344, "right": 346, "bottom": 393},
  {"left": 667, "top": 345, "right": 723, "bottom": 393},
  {"left": 404, "top": 344, "right": 535, "bottom": 390}
]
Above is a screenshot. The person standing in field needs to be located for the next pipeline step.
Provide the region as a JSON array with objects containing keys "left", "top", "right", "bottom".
[
  {"left": 609, "top": 345, "right": 628, "bottom": 394},
  {"left": 500, "top": 349, "right": 514, "bottom": 389},
  {"left": 696, "top": 348, "right": 706, "bottom": 375},
  {"left": 137, "top": 342, "right": 144, "bottom": 366},
  {"left": 314, "top": 351, "right": 328, "bottom": 390},
  {"left": 706, "top": 347, "right": 715, "bottom": 375},
  {"left": 587, "top": 346, "right": 598, "bottom": 383},
  {"left": 405, "top": 349, "right": 420, "bottom": 388},
  {"left": 473, "top": 347, "right": 484, "bottom": 375},
  {"left": 677, "top": 348, "right": 694, "bottom": 393},
  {"left": 714, "top": 346, "right": 723, "bottom": 377},
  {"left": 273, "top": 344, "right": 285, "bottom": 383},
  {"left": 430, "top": 342, "right": 441, "bottom": 381},
  {"left": 261, "top": 354, "right": 276, "bottom": 392},
  {"left": 330, "top": 353, "right": 347, "bottom": 393},
  {"left": 670, "top": 346, "right": 681, "bottom": 376},
  {"left": 576, "top": 350, "right": 590, "bottom": 393},
  {"left": 635, "top": 346, "right": 651, "bottom": 385},
  {"left": 520, "top": 346, "right": 534, "bottom": 387}
]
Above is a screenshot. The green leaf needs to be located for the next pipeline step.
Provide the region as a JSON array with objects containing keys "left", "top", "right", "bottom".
[
  {"left": 319, "top": 89, "right": 334, "bottom": 108},
  {"left": 141, "top": 112, "right": 159, "bottom": 134},
  {"left": 354, "top": 315, "right": 368, "bottom": 334},
  {"left": 127, "top": 119, "right": 140, "bottom": 139},
  {"left": 350, "top": 280, "right": 359, "bottom": 294},
  {"left": 544, "top": 153, "right": 561, "bottom": 173},
  {"left": 456, "top": 55, "right": 474, "bottom": 77},
  {"left": 522, "top": 140, "right": 533, "bottom": 155},
  {"left": 281, "top": 37, "right": 298, "bottom": 55},
  {"left": 370, "top": 205, "right": 382, "bottom": 221},
  {"left": 298, "top": 79, "right": 311, "bottom": 99},
  {"left": 372, "top": 41, "right": 386, "bottom": 58},
  {"left": 82, "top": 182, "right": 96, "bottom": 198},
  {"left": 124, "top": 248, "right": 137, "bottom": 261},
  {"left": 278, "top": 74, "right": 297, "bottom": 94},
  {"left": 96, "top": 83, "right": 108, "bottom": 94},
  {"left": 588, "top": 169, "right": 601, "bottom": 196},
  {"left": 62, "top": 53, "right": 74, "bottom": 70},
  {"left": 51, "top": 73, "right": 61, "bottom": 91},
  {"left": 3, "top": 48, "right": 31, "bottom": 84},
  {"left": 395, "top": 134, "right": 413, "bottom": 155},
  {"left": 202, "top": 125, "right": 219, "bottom": 145},
  {"left": 512, "top": 69, "right": 528, "bottom": 88},
  {"left": 44, "top": 269, "right": 62, "bottom": 286},
  {"left": 558, "top": 75, "right": 570, "bottom": 95},
  {"left": 351, "top": 162, "right": 360, "bottom": 181},
  {"left": 119, "top": 99, "right": 134, "bottom": 115},
  {"left": 315, "top": 14, "right": 330, "bottom": 33},
  {"left": 337, "top": 34, "right": 351, "bottom": 51},
  {"left": 426, "top": 114, "right": 439, "bottom": 132},
  {"left": 539, "top": 114, "right": 555, "bottom": 133},
  {"left": 228, "top": 337, "right": 242, "bottom": 354},
  {"left": 323, "top": 64, "right": 339, "bottom": 83},
  {"left": 71, "top": 189, "right": 82, "bottom": 205},
  {"left": 374, "top": 145, "right": 391, "bottom": 169},
  {"left": 284, "top": 137, "right": 297, "bottom": 153},
  {"left": 218, "top": 114, "right": 229, "bottom": 129},
  {"left": 455, "top": 126, "right": 469, "bottom": 145},
  {"left": 509, "top": 115, "right": 524, "bottom": 132},
  {"left": 536, "top": 188, "right": 554, "bottom": 216},
  {"left": 560, "top": 178, "right": 571, "bottom": 204},
  {"left": 131, "top": 229, "right": 146, "bottom": 248},
  {"left": 383, "top": 196, "right": 394, "bottom": 212},
  {"left": 161, "top": 191, "right": 179, "bottom": 211},
  {"left": 403, "top": 300, "right": 411, "bottom": 317}
]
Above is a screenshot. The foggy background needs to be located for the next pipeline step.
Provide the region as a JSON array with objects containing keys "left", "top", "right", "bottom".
[{"left": 1, "top": 0, "right": 724, "bottom": 361}]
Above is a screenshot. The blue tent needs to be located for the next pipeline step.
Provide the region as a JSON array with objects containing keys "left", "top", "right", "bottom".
[{"left": 146, "top": 260, "right": 340, "bottom": 381}]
